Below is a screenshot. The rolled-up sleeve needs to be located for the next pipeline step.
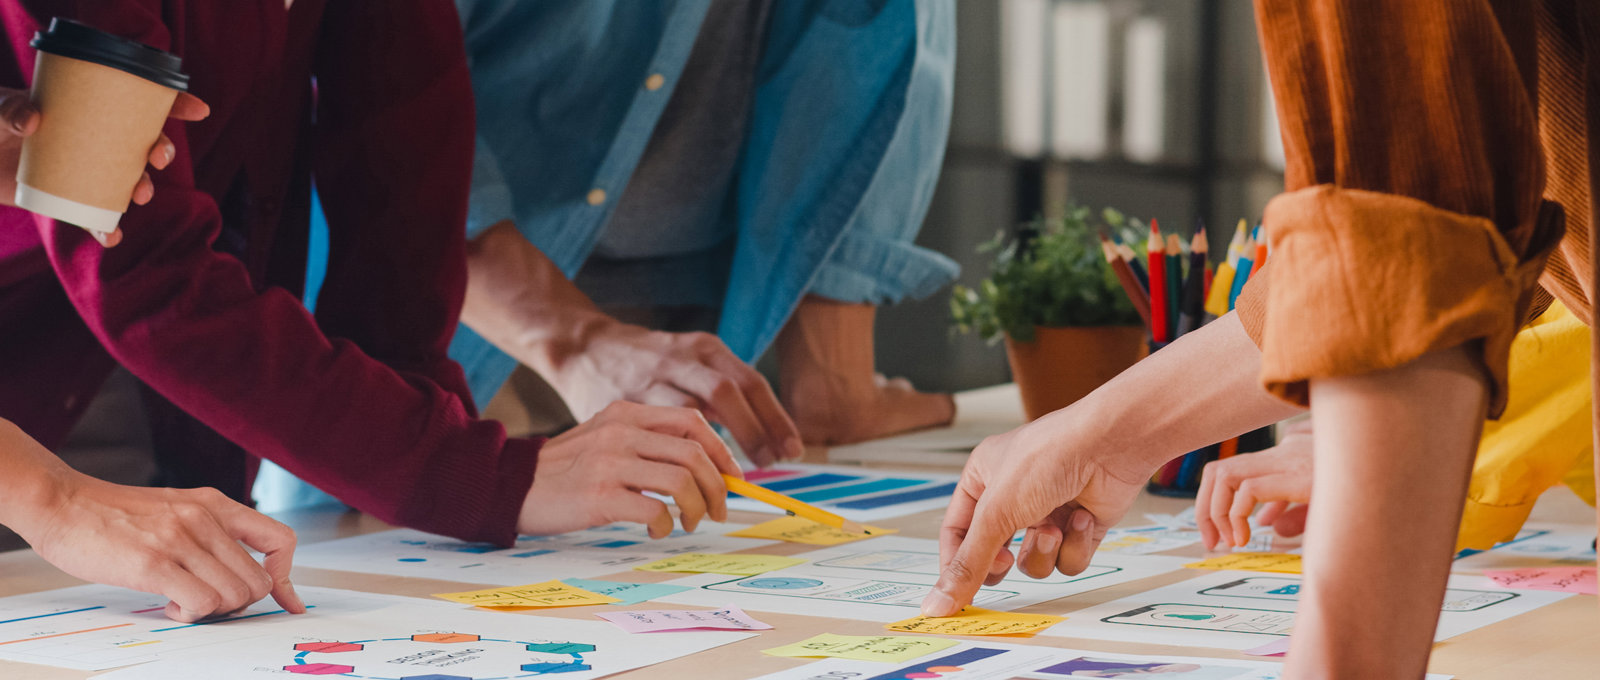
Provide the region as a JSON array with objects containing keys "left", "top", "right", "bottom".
[{"left": 1241, "top": 0, "right": 1564, "bottom": 417}]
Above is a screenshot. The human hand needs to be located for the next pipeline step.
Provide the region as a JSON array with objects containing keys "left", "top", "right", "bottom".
[
  {"left": 16, "top": 474, "right": 303, "bottom": 623},
  {"left": 517, "top": 401, "right": 744, "bottom": 538},
  {"left": 1194, "top": 420, "right": 1313, "bottom": 550},
  {"left": 922, "top": 418, "right": 1150, "bottom": 616},
  {"left": 551, "top": 318, "right": 802, "bottom": 467},
  {"left": 0, "top": 87, "right": 209, "bottom": 246}
]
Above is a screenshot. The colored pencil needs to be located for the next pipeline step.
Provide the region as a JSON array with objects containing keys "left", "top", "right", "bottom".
[
  {"left": 1174, "top": 225, "right": 1209, "bottom": 337},
  {"left": 1217, "top": 437, "right": 1239, "bottom": 460},
  {"left": 1146, "top": 221, "right": 1168, "bottom": 343},
  {"left": 723, "top": 474, "right": 870, "bottom": 535},
  {"left": 1102, "top": 237, "right": 1152, "bottom": 328},
  {"left": 1112, "top": 234, "right": 1149, "bottom": 290},
  {"left": 1164, "top": 233, "right": 1183, "bottom": 334},
  {"left": 1228, "top": 233, "right": 1256, "bottom": 311},
  {"left": 1252, "top": 230, "right": 1269, "bottom": 269}
]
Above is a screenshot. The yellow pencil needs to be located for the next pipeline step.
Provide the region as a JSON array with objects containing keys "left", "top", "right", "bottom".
[{"left": 722, "top": 474, "right": 871, "bottom": 535}]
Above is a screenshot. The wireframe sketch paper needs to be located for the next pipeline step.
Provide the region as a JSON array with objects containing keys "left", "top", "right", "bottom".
[
  {"left": 596, "top": 606, "right": 772, "bottom": 633},
  {"left": 1041, "top": 570, "right": 1569, "bottom": 650},
  {"left": 0, "top": 585, "right": 413, "bottom": 671},
  {"left": 294, "top": 520, "right": 775, "bottom": 585},
  {"left": 748, "top": 640, "right": 1457, "bottom": 680},
  {"left": 655, "top": 535, "right": 1187, "bottom": 622},
  {"left": 91, "top": 588, "right": 752, "bottom": 680},
  {"left": 1454, "top": 522, "right": 1598, "bottom": 571}
]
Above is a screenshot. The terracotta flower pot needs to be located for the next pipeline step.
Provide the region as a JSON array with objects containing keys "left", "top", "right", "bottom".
[{"left": 1005, "top": 325, "right": 1148, "bottom": 421}]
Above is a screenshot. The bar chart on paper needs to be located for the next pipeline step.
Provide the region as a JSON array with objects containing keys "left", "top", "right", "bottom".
[{"left": 724, "top": 464, "right": 961, "bottom": 522}]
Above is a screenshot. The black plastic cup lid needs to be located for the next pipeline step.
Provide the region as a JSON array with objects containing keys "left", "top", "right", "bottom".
[{"left": 31, "top": 18, "right": 188, "bottom": 91}]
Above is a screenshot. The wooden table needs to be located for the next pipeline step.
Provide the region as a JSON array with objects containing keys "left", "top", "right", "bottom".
[{"left": 2, "top": 386, "right": 1595, "bottom": 679}]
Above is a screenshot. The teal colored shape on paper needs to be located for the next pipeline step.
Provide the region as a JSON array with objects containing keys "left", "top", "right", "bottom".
[{"left": 560, "top": 579, "right": 692, "bottom": 606}]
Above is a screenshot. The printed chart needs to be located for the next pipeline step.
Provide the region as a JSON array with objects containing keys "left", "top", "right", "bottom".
[
  {"left": 295, "top": 521, "right": 775, "bottom": 584},
  {"left": 658, "top": 536, "right": 1187, "bottom": 622},
  {"left": 722, "top": 464, "right": 961, "bottom": 521},
  {"left": 750, "top": 640, "right": 1376, "bottom": 680},
  {"left": 1454, "top": 522, "right": 1598, "bottom": 571},
  {"left": 94, "top": 590, "right": 752, "bottom": 680},
  {"left": 1044, "top": 570, "right": 1569, "bottom": 650},
  {"left": 0, "top": 585, "right": 403, "bottom": 671}
]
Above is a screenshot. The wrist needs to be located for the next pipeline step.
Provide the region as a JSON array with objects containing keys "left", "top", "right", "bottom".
[{"left": 0, "top": 422, "right": 78, "bottom": 540}]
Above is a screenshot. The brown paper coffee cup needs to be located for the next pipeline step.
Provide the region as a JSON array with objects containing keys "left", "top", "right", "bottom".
[{"left": 14, "top": 19, "right": 188, "bottom": 235}]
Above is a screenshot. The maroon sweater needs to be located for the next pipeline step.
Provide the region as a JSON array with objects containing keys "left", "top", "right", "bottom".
[{"left": 0, "top": 0, "right": 539, "bottom": 544}]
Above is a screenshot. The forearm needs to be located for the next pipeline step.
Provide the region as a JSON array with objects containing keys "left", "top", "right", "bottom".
[
  {"left": 1035, "top": 313, "right": 1301, "bottom": 481},
  {"left": 0, "top": 419, "right": 72, "bottom": 539},
  {"left": 461, "top": 219, "right": 610, "bottom": 382},
  {"left": 1289, "top": 345, "right": 1486, "bottom": 678}
]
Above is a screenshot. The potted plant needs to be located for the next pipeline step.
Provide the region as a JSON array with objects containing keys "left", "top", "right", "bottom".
[{"left": 950, "top": 207, "right": 1148, "bottom": 421}]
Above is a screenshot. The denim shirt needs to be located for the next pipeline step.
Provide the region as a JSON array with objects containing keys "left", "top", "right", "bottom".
[{"left": 448, "top": 0, "right": 958, "bottom": 408}]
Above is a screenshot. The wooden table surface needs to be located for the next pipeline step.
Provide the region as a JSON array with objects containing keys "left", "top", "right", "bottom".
[{"left": 1, "top": 385, "right": 1595, "bottom": 679}]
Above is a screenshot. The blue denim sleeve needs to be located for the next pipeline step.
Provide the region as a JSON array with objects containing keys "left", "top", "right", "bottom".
[
  {"left": 466, "top": 135, "right": 516, "bottom": 241},
  {"left": 805, "top": 0, "right": 958, "bottom": 305}
]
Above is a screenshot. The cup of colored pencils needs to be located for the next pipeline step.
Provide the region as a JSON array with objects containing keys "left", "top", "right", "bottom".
[{"left": 1100, "top": 218, "right": 1277, "bottom": 497}]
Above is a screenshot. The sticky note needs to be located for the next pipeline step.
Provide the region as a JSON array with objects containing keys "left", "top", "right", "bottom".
[
  {"left": 762, "top": 634, "right": 958, "bottom": 663},
  {"left": 727, "top": 516, "right": 898, "bottom": 545},
  {"left": 432, "top": 580, "right": 620, "bottom": 609},
  {"left": 1184, "top": 552, "right": 1302, "bottom": 574},
  {"left": 885, "top": 607, "right": 1065, "bottom": 636},
  {"left": 1485, "top": 567, "right": 1598, "bottom": 595},
  {"left": 596, "top": 606, "right": 772, "bottom": 633},
  {"left": 559, "top": 579, "right": 692, "bottom": 606},
  {"left": 1243, "top": 637, "right": 1291, "bottom": 657},
  {"left": 634, "top": 553, "right": 805, "bottom": 576}
]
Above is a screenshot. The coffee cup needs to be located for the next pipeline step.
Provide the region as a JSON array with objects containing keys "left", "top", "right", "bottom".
[{"left": 15, "top": 18, "right": 189, "bottom": 235}]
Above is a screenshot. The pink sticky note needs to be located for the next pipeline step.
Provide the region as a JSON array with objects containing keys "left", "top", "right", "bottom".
[
  {"left": 1242, "top": 638, "right": 1291, "bottom": 657},
  {"left": 596, "top": 605, "right": 774, "bottom": 633},
  {"left": 1484, "top": 567, "right": 1598, "bottom": 595}
]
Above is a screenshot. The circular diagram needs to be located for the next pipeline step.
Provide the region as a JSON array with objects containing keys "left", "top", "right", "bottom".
[
  {"left": 282, "top": 631, "right": 597, "bottom": 678},
  {"left": 737, "top": 577, "right": 825, "bottom": 590}
]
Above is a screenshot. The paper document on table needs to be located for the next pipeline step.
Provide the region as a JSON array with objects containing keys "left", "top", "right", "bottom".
[
  {"left": 1454, "top": 522, "right": 1598, "bottom": 570},
  {"left": 91, "top": 587, "right": 752, "bottom": 680},
  {"left": 885, "top": 607, "right": 1063, "bottom": 636},
  {"left": 656, "top": 535, "right": 1187, "bottom": 622},
  {"left": 1042, "top": 570, "right": 1569, "bottom": 650},
  {"left": 1185, "top": 553, "right": 1302, "bottom": 574},
  {"left": 1484, "top": 567, "right": 1598, "bottom": 595},
  {"left": 558, "top": 579, "right": 691, "bottom": 606},
  {"left": 432, "top": 580, "right": 619, "bottom": 608},
  {"left": 294, "top": 520, "right": 774, "bottom": 585},
  {"left": 728, "top": 516, "right": 897, "bottom": 545},
  {"left": 0, "top": 585, "right": 413, "bottom": 671},
  {"left": 748, "top": 640, "right": 1455, "bottom": 680},
  {"left": 634, "top": 553, "right": 806, "bottom": 576},
  {"left": 718, "top": 463, "right": 961, "bottom": 522},
  {"left": 596, "top": 606, "right": 772, "bottom": 633},
  {"left": 762, "top": 633, "right": 957, "bottom": 662}
]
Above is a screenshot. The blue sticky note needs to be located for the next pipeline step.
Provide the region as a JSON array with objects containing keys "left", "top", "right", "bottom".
[{"left": 560, "top": 579, "right": 692, "bottom": 606}]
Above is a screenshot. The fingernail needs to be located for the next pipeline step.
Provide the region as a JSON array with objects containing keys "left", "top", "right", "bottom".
[
  {"left": 1071, "top": 510, "right": 1092, "bottom": 532},
  {"left": 1020, "top": 532, "right": 1037, "bottom": 555},
  {"left": 921, "top": 589, "right": 956, "bottom": 617},
  {"left": 1039, "top": 532, "right": 1060, "bottom": 554},
  {"left": 163, "top": 142, "right": 175, "bottom": 164},
  {"left": 786, "top": 437, "right": 804, "bottom": 459},
  {"left": 90, "top": 230, "right": 108, "bottom": 246}
]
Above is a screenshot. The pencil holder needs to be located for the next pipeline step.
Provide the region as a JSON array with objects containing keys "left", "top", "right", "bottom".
[{"left": 1142, "top": 339, "right": 1275, "bottom": 497}]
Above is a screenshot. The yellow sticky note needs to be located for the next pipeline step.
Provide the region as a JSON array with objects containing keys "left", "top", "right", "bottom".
[
  {"left": 634, "top": 553, "right": 806, "bottom": 576},
  {"left": 886, "top": 607, "right": 1064, "bottom": 636},
  {"left": 1185, "top": 552, "right": 1303, "bottom": 574},
  {"left": 727, "top": 516, "right": 898, "bottom": 545},
  {"left": 432, "top": 580, "right": 620, "bottom": 609},
  {"left": 762, "top": 634, "right": 959, "bottom": 663}
]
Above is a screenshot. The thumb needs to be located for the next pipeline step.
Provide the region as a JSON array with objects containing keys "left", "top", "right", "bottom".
[
  {"left": 0, "top": 89, "right": 38, "bottom": 136},
  {"left": 923, "top": 502, "right": 1014, "bottom": 617}
]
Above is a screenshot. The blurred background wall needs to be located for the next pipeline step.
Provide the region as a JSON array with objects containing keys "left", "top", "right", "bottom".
[{"left": 860, "top": 0, "right": 1285, "bottom": 393}]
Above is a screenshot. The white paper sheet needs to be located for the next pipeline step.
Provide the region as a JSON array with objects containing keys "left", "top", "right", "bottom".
[
  {"left": 294, "top": 520, "right": 774, "bottom": 585},
  {"left": 91, "top": 588, "right": 750, "bottom": 680},
  {"left": 0, "top": 585, "right": 413, "bottom": 671},
  {"left": 719, "top": 463, "right": 961, "bottom": 522},
  {"left": 655, "top": 535, "right": 1187, "bottom": 622},
  {"left": 1042, "top": 570, "right": 1569, "bottom": 651},
  {"left": 1453, "top": 522, "right": 1598, "bottom": 571},
  {"left": 750, "top": 640, "right": 1456, "bottom": 680}
]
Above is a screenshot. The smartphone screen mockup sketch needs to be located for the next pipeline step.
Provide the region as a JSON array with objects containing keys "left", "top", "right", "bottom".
[
  {"left": 1101, "top": 603, "right": 1294, "bottom": 636},
  {"left": 1200, "top": 577, "right": 1519, "bottom": 612}
]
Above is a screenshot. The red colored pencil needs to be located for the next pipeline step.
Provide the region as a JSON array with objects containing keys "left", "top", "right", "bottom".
[
  {"left": 1101, "top": 237, "right": 1152, "bottom": 329},
  {"left": 1146, "top": 220, "right": 1168, "bottom": 343}
]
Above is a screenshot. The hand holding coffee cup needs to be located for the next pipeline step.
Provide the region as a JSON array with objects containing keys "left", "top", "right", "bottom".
[{"left": 9, "top": 19, "right": 208, "bottom": 247}]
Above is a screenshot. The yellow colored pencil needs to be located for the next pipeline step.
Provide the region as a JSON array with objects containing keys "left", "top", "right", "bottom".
[{"left": 722, "top": 474, "right": 870, "bottom": 535}]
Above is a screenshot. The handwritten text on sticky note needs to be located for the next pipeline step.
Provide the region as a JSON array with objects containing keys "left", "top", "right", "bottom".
[
  {"left": 728, "top": 516, "right": 897, "bottom": 545},
  {"left": 1485, "top": 567, "right": 1597, "bottom": 595},
  {"left": 763, "top": 634, "right": 958, "bottom": 662},
  {"left": 432, "top": 580, "right": 619, "bottom": 608},
  {"left": 886, "top": 607, "right": 1064, "bottom": 636},
  {"left": 634, "top": 553, "right": 805, "bottom": 576},
  {"left": 1184, "top": 552, "right": 1302, "bottom": 574},
  {"left": 597, "top": 606, "right": 772, "bottom": 633}
]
